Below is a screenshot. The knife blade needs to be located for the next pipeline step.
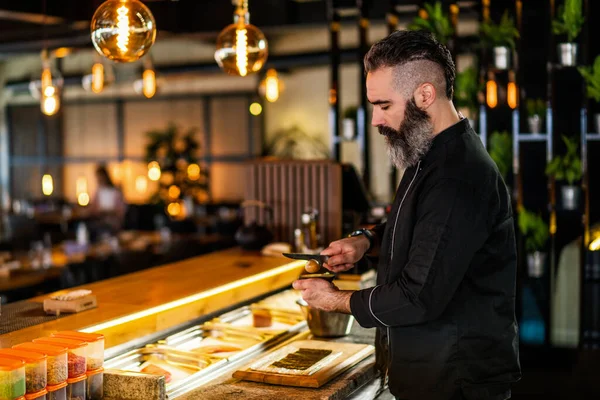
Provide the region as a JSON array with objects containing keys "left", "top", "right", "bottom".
[{"left": 282, "top": 253, "right": 329, "bottom": 266}]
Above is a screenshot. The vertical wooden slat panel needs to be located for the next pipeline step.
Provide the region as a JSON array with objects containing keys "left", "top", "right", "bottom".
[{"left": 244, "top": 160, "right": 342, "bottom": 245}]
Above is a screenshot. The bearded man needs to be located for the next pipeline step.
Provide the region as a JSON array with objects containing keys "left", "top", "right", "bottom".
[{"left": 293, "top": 30, "right": 521, "bottom": 400}]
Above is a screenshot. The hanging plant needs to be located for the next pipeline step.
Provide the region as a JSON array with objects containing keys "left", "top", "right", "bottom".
[
  {"left": 545, "top": 135, "right": 582, "bottom": 185},
  {"left": 480, "top": 11, "right": 520, "bottom": 50},
  {"left": 552, "top": 0, "right": 584, "bottom": 42},
  {"left": 407, "top": 2, "right": 454, "bottom": 46}
]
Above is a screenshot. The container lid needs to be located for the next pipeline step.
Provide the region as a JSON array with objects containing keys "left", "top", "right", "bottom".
[
  {"left": 46, "top": 381, "right": 68, "bottom": 392},
  {"left": 13, "top": 342, "right": 68, "bottom": 356},
  {"left": 0, "top": 357, "right": 25, "bottom": 371},
  {"left": 24, "top": 388, "right": 48, "bottom": 400},
  {"left": 67, "top": 374, "right": 87, "bottom": 384},
  {"left": 52, "top": 331, "right": 104, "bottom": 343},
  {"left": 0, "top": 348, "right": 46, "bottom": 363},
  {"left": 33, "top": 337, "right": 87, "bottom": 350},
  {"left": 86, "top": 366, "right": 104, "bottom": 377}
]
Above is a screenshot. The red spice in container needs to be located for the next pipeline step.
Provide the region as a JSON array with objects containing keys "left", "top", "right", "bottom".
[{"left": 32, "top": 338, "right": 87, "bottom": 379}]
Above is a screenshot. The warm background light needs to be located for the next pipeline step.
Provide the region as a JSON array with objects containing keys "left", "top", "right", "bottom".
[
  {"left": 187, "top": 163, "right": 200, "bottom": 180},
  {"left": 76, "top": 177, "right": 88, "bottom": 195},
  {"left": 78, "top": 192, "right": 90, "bottom": 206},
  {"left": 91, "top": 0, "right": 157, "bottom": 63},
  {"left": 249, "top": 102, "right": 262, "bottom": 116},
  {"left": 168, "top": 185, "right": 181, "bottom": 199},
  {"left": 76, "top": 177, "right": 90, "bottom": 206},
  {"left": 142, "top": 68, "right": 157, "bottom": 98},
  {"left": 507, "top": 82, "right": 518, "bottom": 109},
  {"left": 91, "top": 63, "right": 105, "bottom": 93},
  {"left": 41, "top": 91, "right": 60, "bottom": 116},
  {"left": 42, "top": 174, "right": 54, "bottom": 196},
  {"left": 147, "top": 161, "right": 161, "bottom": 181},
  {"left": 135, "top": 175, "right": 148, "bottom": 193},
  {"left": 167, "top": 201, "right": 182, "bottom": 217},
  {"left": 259, "top": 69, "right": 284, "bottom": 103},
  {"left": 486, "top": 79, "right": 498, "bottom": 108}
]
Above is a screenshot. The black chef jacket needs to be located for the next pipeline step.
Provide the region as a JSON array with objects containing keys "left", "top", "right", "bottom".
[{"left": 350, "top": 119, "right": 521, "bottom": 400}]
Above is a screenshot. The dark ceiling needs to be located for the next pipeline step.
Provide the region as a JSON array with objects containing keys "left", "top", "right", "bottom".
[{"left": 0, "top": 0, "right": 481, "bottom": 56}]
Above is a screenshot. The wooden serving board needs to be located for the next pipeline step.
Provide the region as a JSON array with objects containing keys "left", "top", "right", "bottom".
[{"left": 232, "top": 339, "right": 374, "bottom": 388}]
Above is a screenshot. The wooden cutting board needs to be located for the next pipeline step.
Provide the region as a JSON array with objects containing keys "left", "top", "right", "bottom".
[{"left": 232, "top": 339, "right": 374, "bottom": 388}]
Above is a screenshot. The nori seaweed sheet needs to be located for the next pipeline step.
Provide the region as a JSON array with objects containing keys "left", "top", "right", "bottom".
[{"left": 270, "top": 348, "right": 333, "bottom": 370}]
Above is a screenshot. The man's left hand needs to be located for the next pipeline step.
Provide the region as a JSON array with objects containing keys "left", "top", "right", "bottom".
[{"left": 292, "top": 278, "right": 353, "bottom": 314}]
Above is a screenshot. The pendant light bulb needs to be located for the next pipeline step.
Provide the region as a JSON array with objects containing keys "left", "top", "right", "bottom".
[
  {"left": 41, "top": 91, "right": 60, "bottom": 116},
  {"left": 259, "top": 69, "right": 283, "bottom": 102},
  {"left": 486, "top": 72, "right": 498, "bottom": 109},
  {"left": 215, "top": 0, "right": 268, "bottom": 77},
  {"left": 91, "top": 63, "right": 105, "bottom": 93},
  {"left": 42, "top": 174, "right": 54, "bottom": 196},
  {"left": 91, "top": 0, "right": 157, "bottom": 63},
  {"left": 142, "top": 68, "right": 157, "bottom": 98},
  {"left": 507, "top": 70, "right": 518, "bottom": 109}
]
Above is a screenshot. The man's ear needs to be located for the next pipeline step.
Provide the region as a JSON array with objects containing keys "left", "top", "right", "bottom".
[{"left": 413, "top": 83, "right": 436, "bottom": 110}]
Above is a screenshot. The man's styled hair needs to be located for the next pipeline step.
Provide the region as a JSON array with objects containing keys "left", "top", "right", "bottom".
[{"left": 364, "top": 30, "right": 456, "bottom": 100}]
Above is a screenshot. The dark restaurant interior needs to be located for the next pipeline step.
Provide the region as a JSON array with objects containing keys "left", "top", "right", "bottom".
[{"left": 0, "top": 0, "right": 599, "bottom": 399}]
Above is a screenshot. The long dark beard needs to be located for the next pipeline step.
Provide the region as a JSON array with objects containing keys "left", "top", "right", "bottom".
[{"left": 378, "top": 98, "right": 434, "bottom": 170}]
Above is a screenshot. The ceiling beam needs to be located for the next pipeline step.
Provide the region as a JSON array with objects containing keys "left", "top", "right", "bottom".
[{"left": 0, "top": 9, "right": 65, "bottom": 25}]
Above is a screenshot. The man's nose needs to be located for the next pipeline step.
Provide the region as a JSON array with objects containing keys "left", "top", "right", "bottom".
[{"left": 371, "top": 110, "right": 384, "bottom": 127}]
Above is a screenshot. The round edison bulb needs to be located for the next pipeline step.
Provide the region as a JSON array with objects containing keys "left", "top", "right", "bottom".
[
  {"left": 215, "top": 22, "right": 268, "bottom": 77},
  {"left": 91, "top": 0, "right": 156, "bottom": 63}
]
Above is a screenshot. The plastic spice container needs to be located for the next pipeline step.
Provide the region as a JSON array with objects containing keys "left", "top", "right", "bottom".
[
  {"left": 24, "top": 389, "right": 46, "bottom": 400},
  {"left": 0, "top": 349, "right": 47, "bottom": 393},
  {"left": 12, "top": 343, "right": 67, "bottom": 386},
  {"left": 66, "top": 376, "right": 86, "bottom": 400},
  {"left": 0, "top": 357, "right": 26, "bottom": 400},
  {"left": 32, "top": 339, "right": 86, "bottom": 379},
  {"left": 46, "top": 382, "right": 66, "bottom": 400},
  {"left": 84, "top": 368, "right": 102, "bottom": 400},
  {"left": 50, "top": 333, "right": 103, "bottom": 371}
]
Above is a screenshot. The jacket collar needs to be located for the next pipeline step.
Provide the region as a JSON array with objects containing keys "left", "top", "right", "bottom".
[{"left": 419, "top": 118, "right": 470, "bottom": 165}]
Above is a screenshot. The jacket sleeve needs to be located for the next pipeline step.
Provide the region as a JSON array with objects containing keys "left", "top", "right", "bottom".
[{"left": 350, "top": 178, "right": 491, "bottom": 328}]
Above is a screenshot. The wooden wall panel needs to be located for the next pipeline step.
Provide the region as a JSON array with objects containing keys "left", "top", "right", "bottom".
[{"left": 244, "top": 160, "right": 342, "bottom": 247}]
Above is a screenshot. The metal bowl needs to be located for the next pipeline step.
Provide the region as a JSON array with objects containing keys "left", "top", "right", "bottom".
[{"left": 296, "top": 299, "right": 354, "bottom": 337}]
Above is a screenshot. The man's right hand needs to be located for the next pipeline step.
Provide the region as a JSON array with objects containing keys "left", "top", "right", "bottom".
[{"left": 321, "top": 236, "right": 370, "bottom": 273}]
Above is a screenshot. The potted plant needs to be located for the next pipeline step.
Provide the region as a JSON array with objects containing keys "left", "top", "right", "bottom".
[
  {"left": 342, "top": 106, "right": 358, "bottom": 141},
  {"left": 518, "top": 208, "right": 549, "bottom": 278},
  {"left": 552, "top": 0, "right": 584, "bottom": 66},
  {"left": 480, "top": 10, "right": 520, "bottom": 70},
  {"left": 578, "top": 55, "right": 600, "bottom": 133},
  {"left": 525, "top": 98, "right": 546, "bottom": 134},
  {"left": 145, "top": 123, "right": 209, "bottom": 218},
  {"left": 454, "top": 67, "right": 480, "bottom": 128},
  {"left": 489, "top": 131, "right": 512, "bottom": 184},
  {"left": 545, "top": 135, "right": 582, "bottom": 210},
  {"left": 407, "top": 2, "right": 454, "bottom": 46}
]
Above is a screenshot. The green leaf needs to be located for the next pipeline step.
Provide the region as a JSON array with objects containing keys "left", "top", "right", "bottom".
[
  {"left": 578, "top": 55, "right": 600, "bottom": 103},
  {"left": 488, "top": 131, "right": 512, "bottom": 180},
  {"left": 552, "top": 0, "right": 584, "bottom": 42},
  {"left": 518, "top": 208, "right": 549, "bottom": 253},
  {"left": 407, "top": 1, "right": 454, "bottom": 45},
  {"left": 480, "top": 10, "right": 520, "bottom": 50}
]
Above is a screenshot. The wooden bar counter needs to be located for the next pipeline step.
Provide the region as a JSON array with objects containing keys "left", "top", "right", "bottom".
[{"left": 0, "top": 248, "right": 305, "bottom": 350}]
